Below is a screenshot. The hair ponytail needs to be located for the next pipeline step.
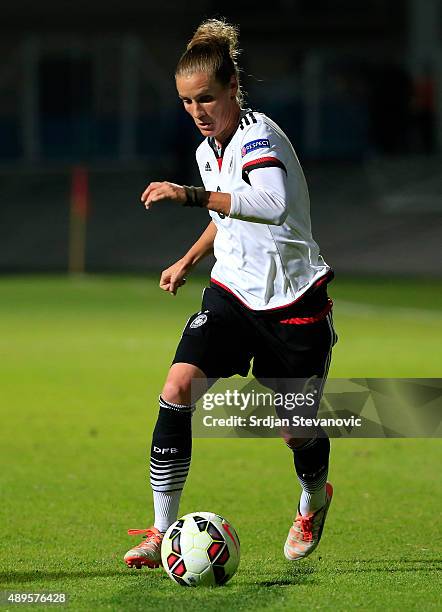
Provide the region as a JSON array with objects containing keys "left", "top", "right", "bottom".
[{"left": 176, "top": 18, "right": 244, "bottom": 105}]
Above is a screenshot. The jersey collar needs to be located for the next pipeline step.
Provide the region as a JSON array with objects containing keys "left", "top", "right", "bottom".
[{"left": 207, "top": 109, "right": 253, "bottom": 159}]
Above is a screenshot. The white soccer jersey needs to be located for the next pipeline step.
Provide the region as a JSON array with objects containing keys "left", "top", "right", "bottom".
[{"left": 195, "top": 110, "right": 330, "bottom": 311}]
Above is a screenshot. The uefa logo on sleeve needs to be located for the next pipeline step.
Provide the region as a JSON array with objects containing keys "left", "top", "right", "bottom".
[{"left": 241, "top": 139, "right": 270, "bottom": 157}]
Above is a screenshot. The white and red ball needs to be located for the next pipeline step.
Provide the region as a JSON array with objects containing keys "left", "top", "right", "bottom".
[{"left": 161, "top": 511, "right": 240, "bottom": 586}]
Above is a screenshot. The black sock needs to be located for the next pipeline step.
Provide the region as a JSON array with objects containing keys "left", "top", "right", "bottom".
[
  {"left": 292, "top": 436, "right": 330, "bottom": 486},
  {"left": 150, "top": 396, "right": 193, "bottom": 493}
]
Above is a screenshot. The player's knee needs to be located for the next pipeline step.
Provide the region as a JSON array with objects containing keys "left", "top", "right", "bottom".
[
  {"left": 284, "top": 437, "right": 312, "bottom": 450},
  {"left": 162, "top": 363, "right": 208, "bottom": 405},
  {"left": 162, "top": 376, "right": 193, "bottom": 405}
]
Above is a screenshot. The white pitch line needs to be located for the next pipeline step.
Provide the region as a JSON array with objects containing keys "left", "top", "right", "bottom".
[{"left": 334, "top": 299, "right": 442, "bottom": 322}]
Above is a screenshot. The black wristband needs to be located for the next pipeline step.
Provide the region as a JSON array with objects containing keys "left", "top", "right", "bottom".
[{"left": 183, "top": 185, "right": 207, "bottom": 208}]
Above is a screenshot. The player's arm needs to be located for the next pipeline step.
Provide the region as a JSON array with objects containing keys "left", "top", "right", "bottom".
[
  {"left": 180, "top": 166, "right": 288, "bottom": 224},
  {"left": 227, "top": 122, "right": 289, "bottom": 225},
  {"left": 182, "top": 220, "right": 217, "bottom": 267},
  {"left": 141, "top": 176, "right": 286, "bottom": 224},
  {"left": 141, "top": 181, "right": 230, "bottom": 216},
  {"left": 159, "top": 221, "right": 217, "bottom": 296},
  {"left": 228, "top": 164, "right": 287, "bottom": 225}
]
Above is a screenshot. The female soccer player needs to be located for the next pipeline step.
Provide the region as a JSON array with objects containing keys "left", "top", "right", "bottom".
[{"left": 124, "top": 18, "right": 337, "bottom": 568}]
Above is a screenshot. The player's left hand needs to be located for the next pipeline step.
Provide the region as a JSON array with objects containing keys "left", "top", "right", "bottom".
[{"left": 141, "top": 181, "right": 186, "bottom": 209}]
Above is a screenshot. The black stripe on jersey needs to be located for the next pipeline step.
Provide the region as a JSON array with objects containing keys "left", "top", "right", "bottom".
[
  {"left": 242, "top": 157, "right": 287, "bottom": 184},
  {"left": 239, "top": 110, "right": 258, "bottom": 130}
]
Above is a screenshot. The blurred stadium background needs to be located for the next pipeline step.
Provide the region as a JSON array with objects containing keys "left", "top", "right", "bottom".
[{"left": 0, "top": 0, "right": 441, "bottom": 275}]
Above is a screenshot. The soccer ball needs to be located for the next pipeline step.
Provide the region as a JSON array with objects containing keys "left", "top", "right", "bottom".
[{"left": 161, "top": 511, "right": 240, "bottom": 586}]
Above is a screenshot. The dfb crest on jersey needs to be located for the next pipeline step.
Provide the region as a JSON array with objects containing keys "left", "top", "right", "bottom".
[{"left": 190, "top": 313, "right": 208, "bottom": 329}]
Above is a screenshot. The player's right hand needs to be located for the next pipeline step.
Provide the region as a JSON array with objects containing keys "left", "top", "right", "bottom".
[{"left": 159, "top": 258, "right": 191, "bottom": 296}]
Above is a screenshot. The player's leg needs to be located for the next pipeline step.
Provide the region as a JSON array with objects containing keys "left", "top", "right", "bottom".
[
  {"left": 151, "top": 363, "right": 206, "bottom": 535},
  {"left": 152, "top": 288, "right": 250, "bottom": 533},
  {"left": 253, "top": 309, "right": 337, "bottom": 560},
  {"left": 283, "top": 433, "right": 334, "bottom": 561},
  {"left": 283, "top": 313, "right": 337, "bottom": 560},
  {"left": 285, "top": 433, "right": 330, "bottom": 513},
  {"left": 125, "top": 286, "right": 252, "bottom": 568},
  {"left": 124, "top": 362, "right": 207, "bottom": 568}
]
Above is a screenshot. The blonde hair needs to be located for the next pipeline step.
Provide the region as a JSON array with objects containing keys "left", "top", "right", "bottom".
[{"left": 175, "top": 18, "right": 244, "bottom": 105}]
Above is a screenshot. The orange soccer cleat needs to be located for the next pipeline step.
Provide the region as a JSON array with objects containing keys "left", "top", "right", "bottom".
[
  {"left": 284, "top": 482, "right": 333, "bottom": 561},
  {"left": 124, "top": 527, "right": 164, "bottom": 569}
]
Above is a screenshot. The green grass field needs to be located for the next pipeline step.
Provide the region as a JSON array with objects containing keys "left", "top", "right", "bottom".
[{"left": 0, "top": 275, "right": 441, "bottom": 611}]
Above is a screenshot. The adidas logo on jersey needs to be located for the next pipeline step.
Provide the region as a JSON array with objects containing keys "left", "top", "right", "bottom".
[{"left": 205, "top": 161, "right": 212, "bottom": 171}]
